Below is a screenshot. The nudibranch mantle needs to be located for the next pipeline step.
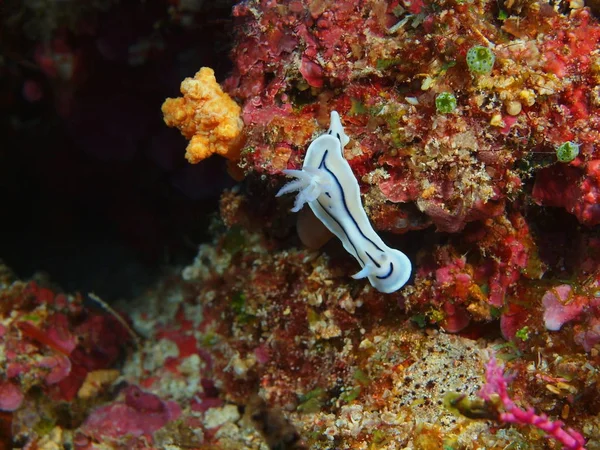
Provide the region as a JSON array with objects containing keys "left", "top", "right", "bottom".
[{"left": 277, "top": 111, "right": 412, "bottom": 293}]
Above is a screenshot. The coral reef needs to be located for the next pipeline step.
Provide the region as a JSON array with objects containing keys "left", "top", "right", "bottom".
[
  {"left": 223, "top": 0, "right": 600, "bottom": 231},
  {"left": 5, "top": 0, "right": 600, "bottom": 449},
  {"left": 0, "top": 265, "right": 136, "bottom": 446},
  {"left": 76, "top": 385, "right": 182, "bottom": 447},
  {"left": 204, "top": 0, "right": 600, "bottom": 371},
  {"left": 0, "top": 280, "right": 131, "bottom": 409},
  {"left": 5, "top": 208, "right": 600, "bottom": 448},
  {"left": 55, "top": 217, "right": 600, "bottom": 448}
]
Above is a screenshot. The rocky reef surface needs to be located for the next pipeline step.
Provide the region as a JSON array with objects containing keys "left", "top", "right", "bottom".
[{"left": 3, "top": 0, "right": 600, "bottom": 449}]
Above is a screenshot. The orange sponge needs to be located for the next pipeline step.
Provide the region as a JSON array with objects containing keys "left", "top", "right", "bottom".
[{"left": 162, "top": 67, "right": 244, "bottom": 164}]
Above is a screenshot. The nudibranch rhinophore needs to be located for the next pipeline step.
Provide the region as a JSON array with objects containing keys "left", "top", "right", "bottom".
[{"left": 277, "top": 111, "right": 412, "bottom": 293}]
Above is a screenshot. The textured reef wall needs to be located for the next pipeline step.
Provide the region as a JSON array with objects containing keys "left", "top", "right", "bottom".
[
  {"left": 224, "top": 0, "right": 600, "bottom": 229},
  {"left": 163, "top": 0, "right": 600, "bottom": 346},
  {"left": 4, "top": 0, "right": 600, "bottom": 449}
]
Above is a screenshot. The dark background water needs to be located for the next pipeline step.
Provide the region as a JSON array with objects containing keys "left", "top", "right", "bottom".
[{"left": 0, "top": 0, "right": 237, "bottom": 299}]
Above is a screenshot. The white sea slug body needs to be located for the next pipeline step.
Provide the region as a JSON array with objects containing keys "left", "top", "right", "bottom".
[{"left": 277, "top": 111, "right": 412, "bottom": 293}]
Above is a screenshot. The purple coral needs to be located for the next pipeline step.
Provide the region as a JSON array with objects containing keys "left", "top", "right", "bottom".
[{"left": 479, "top": 354, "right": 586, "bottom": 450}]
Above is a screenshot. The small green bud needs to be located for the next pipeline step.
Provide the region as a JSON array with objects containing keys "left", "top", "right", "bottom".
[
  {"left": 466, "top": 45, "right": 495, "bottom": 74},
  {"left": 516, "top": 326, "right": 530, "bottom": 341},
  {"left": 435, "top": 92, "right": 457, "bottom": 114},
  {"left": 556, "top": 141, "right": 580, "bottom": 163}
]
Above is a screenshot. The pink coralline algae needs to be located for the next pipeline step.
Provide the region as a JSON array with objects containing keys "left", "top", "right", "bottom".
[
  {"left": 77, "top": 385, "right": 181, "bottom": 445},
  {"left": 299, "top": 56, "right": 324, "bottom": 88},
  {"left": 469, "top": 213, "right": 534, "bottom": 308},
  {"left": 0, "top": 281, "right": 132, "bottom": 408},
  {"left": 407, "top": 245, "right": 480, "bottom": 331},
  {"left": 542, "top": 285, "right": 587, "bottom": 331},
  {"left": 579, "top": 160, "right": 600, "bottom": 225},
  {"left": 405, "top": 212, "right": 536, "bottom": 329},
  {"left": 225, "top": 1, "right": 600, "bottom": 231},
  {"left": 572, "top": 292, "right": 600, "bottom": 352},
  {"left": 0, "top": 381, "right": 24, "bottom": 412},
  {"left": 533, "top": 160, "right": 600, "bottom": 227},
  {"left": 535, "top": 233, "right": 600, "bottom": 352},
  {"left": 497, "top": 233, "right": 600, "bottom": 350},
  {"left": 575, "top": 316, "right": 600, "bottom": 353}
]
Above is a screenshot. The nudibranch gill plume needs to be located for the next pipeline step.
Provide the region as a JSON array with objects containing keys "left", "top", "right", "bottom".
[{"left": 277, "top": 111, "right": 412, "bottom": 293}]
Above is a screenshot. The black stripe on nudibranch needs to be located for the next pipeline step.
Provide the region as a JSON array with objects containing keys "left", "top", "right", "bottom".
[
  {"left": 318, "top": 150, "right": 328, "bottom": 169},
  {"left": 328, "top": 130, "right": 332, "bottom": 134},
  {"left": 318, "top": 152, "right": 385, "bottom": 253},
  {"left": 325, "top": 192, "right": 331, "bottom": 198},
  {"left": 316, "top": 199, "right": 365, "bottom": 266},
  {"left": 316, "top": 150, "right": 365, "bottom": 265},
  {"left": 376, "top": 262, "right": 394, "bottom": 279},
  {"left": 336, "top": 133, "right": 341, "bottom": 141},
  {"left": 365, "top": 251, "right": 381, "bottom": 268}
]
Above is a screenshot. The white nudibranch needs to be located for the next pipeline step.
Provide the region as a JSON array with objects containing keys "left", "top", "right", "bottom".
[{"left": 276, "top": 111, "right": 412, "bottom": 293}]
